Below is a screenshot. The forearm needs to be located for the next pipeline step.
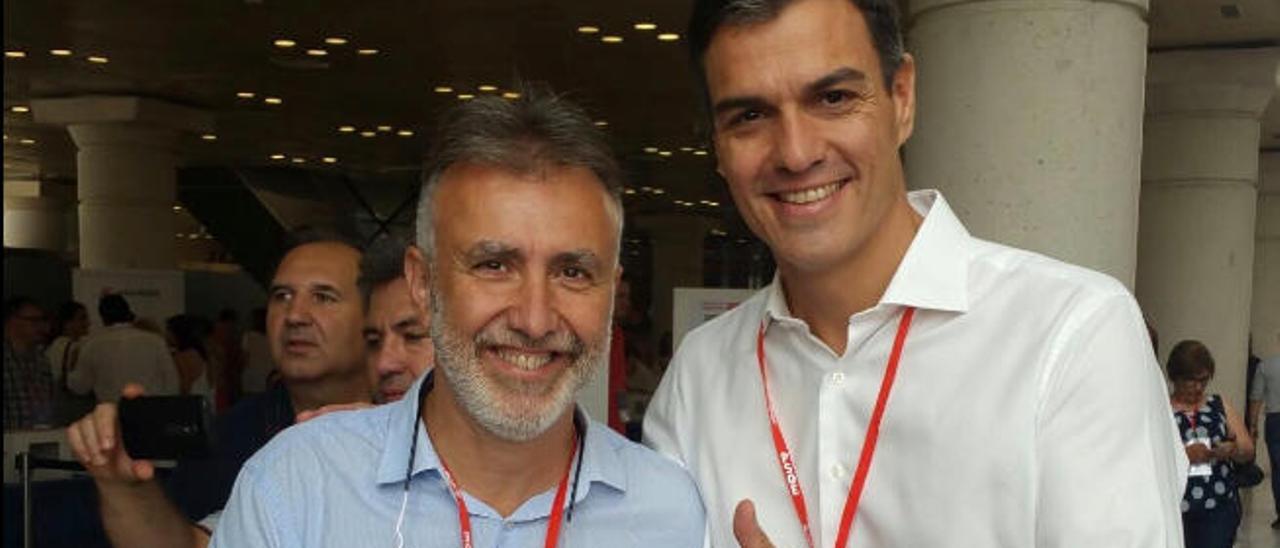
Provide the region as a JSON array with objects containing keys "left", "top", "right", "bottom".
[
  {"left": 1247, "top": 401, "right": 1263, "bottom": 432},
  {"left": 97, "top": 480, "right": 205, "bottom": 548}
]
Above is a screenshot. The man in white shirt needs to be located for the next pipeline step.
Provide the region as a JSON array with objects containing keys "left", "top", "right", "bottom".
[
  {"left": 68, "top": 294, "right": 178, "bottom": 401},
  {"left": 643, "top": 0, "right": 1188, "bottom": 546}
]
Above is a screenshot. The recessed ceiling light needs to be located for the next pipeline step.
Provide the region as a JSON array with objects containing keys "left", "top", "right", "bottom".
[
  {"left": 693, "top": 150, "right": 709, "bottom": 156},
  {"left": 577, "top": 26, "right": 600, "bottom": 34},
  {"left": 643, "top": 147, "right": 659, "bottom": 153},
  {"left": 322, "top": 157, "right": 338, "bottom": 164},
  {"left": 338, "top": 125, "right": 356, "bottom": 133},
  {"left": 652, "top": 188, "right": 666, "bottom": 195},
  {"left": 270, "top": 153, "right": 286, "bottom": 160},
  {"left": 594, "top": 120, "right": 608, "bottom": 127},
  {"left": 680, "top": 147, "right": 694, "bottom": 152},
  {"left": 396, "top": 129, "right": 414, "bottom": 137},
  {"left": 502, "top": 91, "right": 521, "bottom": 99},
  {"left": 657, "top": 33, "right": 680, "bottom": 41},
  {"left": 263, "top": 97, "right": 283, "bottom": 105},
  {"left": 601, "top": 36, "right": 623, "bottom": 43},
  {"left": 10, "top": 105, "right": 30, "bottom": 113},
  {"left": 50, "top": 49, "right": 72, "bottom": 56},
  {"left": 200, "top": 134, "right": 217, "bottom": 141},
  {"left": 273, "top": 39, "right": 297, "bottom": 48},
  {"left": 291, "top": 157, "right": 306, "bottom": 164},
  {"left": 173, "top": 205, "right": 183, "bottom": 212},
  {"left": 4, "top": 51, "right": 26, "bottom": 58},
  {"left": 324, "top": 37, "right": 348, "bottom": 45},
  {"left": 634, "top": 22, "right": 657, "bottom": 30},
  {"left": 86, "top": 55, "right": 109, "bottom": 63},
  {"left": 478, "top": 85, "right": 499, "bottom": 93},
  {"left": 708, "top": 201, "right": 720, "bottom": 207},
  {"left": 624, "top": 188, "right": 637, "bottom": 195},
  {"left": 658, "top": 150, "right": 673, "bottom": 157},
  {"left": 18, "top": 138, "right": 35, "bottom": 145},
  {"left": 376, "top": 125, "right": 392, "bottom": 132},
  {"left": 434, "top": 86, "right": 454, "bottom": 94},
  {"left": 356, "top": 48, "right": 379, "bottom": 55},
  {"left": 457, "top": 93, "right": 475, "bottom": 100},
  {"left": 236, "top": 91, "right": 256, "bottom": 99},
  {"left": 306, "top": 49, "right": 328, "bottom": 57},
  {"left": 360, "top": 131, "right": 376, "bottom": 137}
]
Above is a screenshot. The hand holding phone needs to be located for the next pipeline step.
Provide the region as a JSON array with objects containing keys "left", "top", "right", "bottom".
[{"left": 118, "top": 395, "right": 214, "bottom": 460}]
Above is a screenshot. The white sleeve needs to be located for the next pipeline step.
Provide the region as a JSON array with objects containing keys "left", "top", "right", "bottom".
[
  {"left": 1034, "top": 294, "right": 1187, "bottom": 548},
  {"left": 642, "top": 347, "right": 689, "bottom": 467}
]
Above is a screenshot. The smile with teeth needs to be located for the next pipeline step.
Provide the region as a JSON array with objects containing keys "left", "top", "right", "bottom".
[
  {"left": 494, "top": 348, "right": 555, "bottom": 370},
  {"left": 775, "top": 180, "right": 845, "bottom": 205}
]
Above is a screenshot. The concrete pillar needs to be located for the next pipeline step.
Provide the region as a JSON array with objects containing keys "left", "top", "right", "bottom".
[
  {"left": 31, "top": 97, "right": 213, "bottom": 270},
  {"left": 1256, "top": 152, "right": 1280, "bottom": 358},
  {"left": 1136, "top": 49, "right": 1279, "bottom": 410},
  {"left": 905, "top": 0, "right": 1149, "bottom": 286},
  {"left": 3, "top": 181, "right": 74, "bottom": 254},
  {"left": 632, "top": 214, "right": 718, "bottom": 345}
]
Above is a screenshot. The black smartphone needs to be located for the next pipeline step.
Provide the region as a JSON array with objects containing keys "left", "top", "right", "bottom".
[{"left": 118, "top": 395, "right": 214, "bottom": 460}]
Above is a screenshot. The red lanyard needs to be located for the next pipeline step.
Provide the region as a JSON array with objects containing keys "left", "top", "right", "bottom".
[
  {"left": 437, "top": 432, "right": 578, "bottom": 548},
  {"left": 756, "top": 306, "right": 915, "bottom": 548}
]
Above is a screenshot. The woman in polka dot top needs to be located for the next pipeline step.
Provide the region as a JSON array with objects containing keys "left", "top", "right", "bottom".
[{"left": 1167, "top": 339, "right": 1255, "bottom": 548}]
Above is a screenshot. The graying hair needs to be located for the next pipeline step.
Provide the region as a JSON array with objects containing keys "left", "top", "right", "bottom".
[{"left": 414, "top": 84, "right": 625, "bottom": 261}]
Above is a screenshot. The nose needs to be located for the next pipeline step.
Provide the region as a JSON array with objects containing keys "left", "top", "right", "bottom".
[
  {"left": 375, "top": 335, "right": 408, "bottom": 376},
  {"left": 508, "top": 277, "right": 558, "bottom": 343},
  {"left": 773, "top": 109, "right": 825, "bottom": 175},
  {"left": 283, "top": 297, "right": 313, "bottom": 328}
]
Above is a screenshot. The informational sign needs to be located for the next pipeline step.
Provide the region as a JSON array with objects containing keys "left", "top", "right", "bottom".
[
  {"left": 673, "top": 287, "right": 758, "bottom": 348},
  {"left": 73, "top": 269, "right": 185, "bottom": 329}
]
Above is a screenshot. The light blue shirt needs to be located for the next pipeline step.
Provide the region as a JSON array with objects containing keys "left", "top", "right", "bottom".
[{"left": 211, "top": 375, "right": 706, "bottom": 547}]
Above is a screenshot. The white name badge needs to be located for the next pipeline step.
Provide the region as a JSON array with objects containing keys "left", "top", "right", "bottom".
[{"left": 1186, "top": 438, "right": 1212, "bottom": 477}]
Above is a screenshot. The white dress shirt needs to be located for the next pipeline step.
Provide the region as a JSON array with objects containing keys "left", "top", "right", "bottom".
[
  {"left": 1250, "top": 354, "right": 1280, "bottom": 411},
  {"left": 68, "top": 323, "right": 179, "bottom": 401},
  {"left": 645, "top": 190, "right": 1188, "bottom": 548}
]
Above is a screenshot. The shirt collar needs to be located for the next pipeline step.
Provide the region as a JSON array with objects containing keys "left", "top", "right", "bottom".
[
  {"left": 761, "top": 189, "right": 970, "bottom": 328},
  {"left": 376, "top": 372, "right": 628, "bottom": 497}
]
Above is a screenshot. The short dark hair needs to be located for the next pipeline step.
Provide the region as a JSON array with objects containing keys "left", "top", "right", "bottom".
[
  {"left": 51, "top": 301, "right": 87, "bottom": 339},
  {"left": 1167, "top": 339, "right": 1215, "bottom": 382},
  {"left": 358, "top": 235, "right": 409, "bottom": 307},
  {"left": 416, "top": 83, "right": 625, "bottom": 260},
  {"left": 166, "top": 314, "right": 209, "bottom": 358},
  {"left": 273, "top": 225, "right": 364, "bottom": 276},
  {"left": 3, "top": 296, "right": 40, "bottom": 324},
  {"left": 687, "top": 0, "right": 905, "bottom": 97},
  {"left": 98, "top": 294, "right": 135, "bottom": 326}
]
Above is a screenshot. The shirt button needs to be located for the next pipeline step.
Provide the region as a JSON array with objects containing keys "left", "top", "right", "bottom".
[
  {"left": 830, "top": 463, "right": 847, "bottom": 479},
  {"left": 829, "top": 372, "right": 846, "bottom": 386}
]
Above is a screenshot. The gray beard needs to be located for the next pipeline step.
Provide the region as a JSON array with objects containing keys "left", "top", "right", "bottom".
[{"left": 428, "top": 284, "right": 607, "bottom": 442}]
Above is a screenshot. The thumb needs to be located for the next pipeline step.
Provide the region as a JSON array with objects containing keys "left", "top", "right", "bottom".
[
  {"left": 733, "top": 499, "right": 775, "bottom": 548},
  {"left": 121, "top": 383, "right": 147, "bottom": 399}
]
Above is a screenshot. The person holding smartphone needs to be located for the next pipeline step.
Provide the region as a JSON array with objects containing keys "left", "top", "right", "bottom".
[{"left": 1168, "top": 339, "right": 1254, "bottom": 548}]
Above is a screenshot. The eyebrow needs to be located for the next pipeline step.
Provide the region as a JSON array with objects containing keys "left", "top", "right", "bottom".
[
  {"left": 551, "top": 250, "right": 604, "bottom": 272},
  {"left": 461, "top": 240, "right": 520, "bottom": 263},
  {"left": 268, "top": 282, "right": 343, "bottom": 295},
  {"left": 711, "top": 66, "right": 870, "bottom": 117}
]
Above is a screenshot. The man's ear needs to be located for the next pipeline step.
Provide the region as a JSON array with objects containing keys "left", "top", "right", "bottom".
[
  {"left": 404, "top": 245, "right": 431, "bottom": 313},
  {"left": 892, "top": 53, "right": 917, "bottom": 146}
]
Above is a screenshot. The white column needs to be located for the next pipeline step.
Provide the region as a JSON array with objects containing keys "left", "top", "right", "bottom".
[
  {"left": 1255, "top": 152, "right": 1280, "bottom": 358},
  {"left": 905, "top": 0, "right": 1149, "bottom": 285},
  {"left": 31, "top": 96, "right": 213, "bottom": 270},
  {"left": 3, "top": 181, "right": 73, "bottom": 254},
  {"left": 1136, "top": 49, "right": 1279, "bottom": 410}
]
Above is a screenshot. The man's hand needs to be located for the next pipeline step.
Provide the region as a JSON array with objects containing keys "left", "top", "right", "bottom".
[
  {"left": 734, "top": 500, "right": 777, "bottom": 548},
  {"left": 1185, "top": 442, "right": 1212, "bottom": 464},
  {"left": 66, "top": 383, "right": 156, "bottom": 484},
  {"left": 296, "top": 402, "right": 374, "bottom": 423}
]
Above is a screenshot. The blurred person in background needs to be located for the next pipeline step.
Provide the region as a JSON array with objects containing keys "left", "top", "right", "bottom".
[
  {"left": 240, "top": 307, "right": 274, "bottom": 395},
  {"left": 167, "top": 314, "right": 215, "bottom": 399},
  {"left": 68, "top": 294, "right": 178, "bottom": 401},
  {"left": 46, "top": 300, "right": 90, "bottom": 384},
  {"left": 4, "top": 296, "right": 55, "bottom": 430},
  {"left": 1169, "top": 339, "right": 1253, "bottom": 548}
]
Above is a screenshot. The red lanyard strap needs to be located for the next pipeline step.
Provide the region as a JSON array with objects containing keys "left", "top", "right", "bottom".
[
  {"left": 756, "top": 306, "right": 916, "bottom": 548},
  {"left": 437, "top": 432, "right": 579, "bottom": 548}
]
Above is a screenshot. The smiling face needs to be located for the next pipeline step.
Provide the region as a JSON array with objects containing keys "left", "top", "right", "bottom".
[
  {"left": 412, "top": 161, "right": 620, "bottom": 442},
  {"left": 705, "top": 0, "right": 916, "bottom": 274}
]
